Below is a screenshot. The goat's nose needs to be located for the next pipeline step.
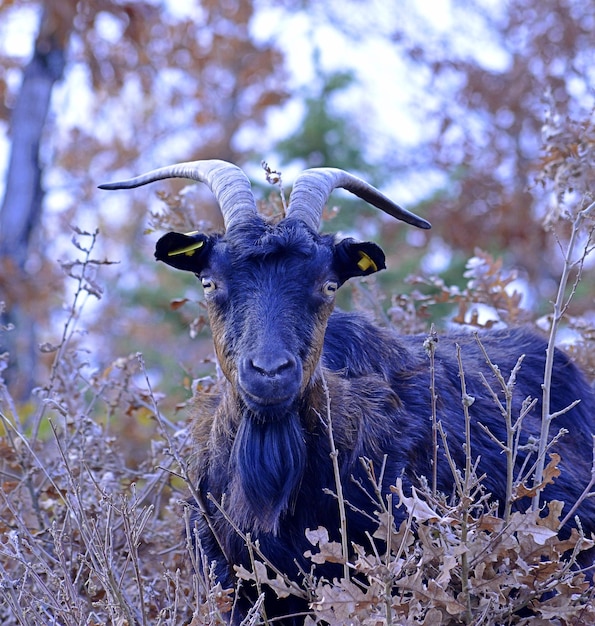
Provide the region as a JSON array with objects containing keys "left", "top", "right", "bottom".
[
  {"left": 239, "top": 350, "right": 302, "bottom": 410},
  {"left": 249, "top": 353, "right": 295, "bottom": 378}
]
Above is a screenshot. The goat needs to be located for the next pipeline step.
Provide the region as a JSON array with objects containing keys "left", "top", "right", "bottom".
[{"left": 100, "top": 160, "right": 595, "bottom": 623}]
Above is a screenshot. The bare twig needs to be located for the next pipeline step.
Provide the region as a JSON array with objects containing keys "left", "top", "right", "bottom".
[
  {"left": 320, "top": 371, "right": 350, "bottom": 581},
  {"left": 533, "top": 200, "right": 594, "bottom": 510},
  {"left": 424, "top": 326, "right": 439, "bottom": 496},
  {"left": 475, "top": 334, "right": 529, "bottom": 522},
  {"left": 456, "top": 344, "right": 474, "bottom": 624}
]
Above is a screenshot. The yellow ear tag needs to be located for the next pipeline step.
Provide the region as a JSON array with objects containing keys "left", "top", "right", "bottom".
[
  {"left": 168, "top": 240, "right": 204, "bottom": 257},
  {"left": 357, "top": 251, "right": 377, "bottom": 272}
]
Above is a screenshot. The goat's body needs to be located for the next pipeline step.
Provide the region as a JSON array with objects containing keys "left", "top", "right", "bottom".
[
  {"left": 193, "top": 311, "right": 595, "bottom": 622},
  {"left": 101, "top": 159, "right": 595, "bottom": 624}
]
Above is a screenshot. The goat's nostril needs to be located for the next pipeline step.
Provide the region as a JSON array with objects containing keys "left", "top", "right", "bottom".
[{"left": 250, "top": 355, "right": 294, "bottom": 378}]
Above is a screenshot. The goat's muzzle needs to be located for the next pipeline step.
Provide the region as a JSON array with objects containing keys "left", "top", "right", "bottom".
[{"left": 238, "top": 350, "right": 302, "bottom": 415}]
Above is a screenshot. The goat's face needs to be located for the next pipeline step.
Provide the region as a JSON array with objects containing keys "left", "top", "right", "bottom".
[{"left": 155, "top": 217, "right": 386, "bottom": 419}]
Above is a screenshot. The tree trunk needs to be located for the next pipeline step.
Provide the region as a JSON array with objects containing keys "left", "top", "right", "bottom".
[{"left": 0, "top": 2, "right": 72, "bottom": 401}]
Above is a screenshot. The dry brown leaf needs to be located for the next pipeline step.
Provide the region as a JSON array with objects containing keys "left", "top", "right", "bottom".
[
  {"left": 552, "top": 528, "right": 595, "bottom": 556},
  {"left": 169, "top": 297, "right": 189, "bottom": 310},
  {"left": 477, "top": 514, "right": 504, "bottom": 532},
  {"left": 434, "top": 553, "right": 459, "bottom": 588},
  {"left": 508, "top": 510, "right": 558, "bottom": 546},
  {"left": 540, "top": 499, "right": 565, "bottom": 530},
  {"left": 391, "top": 478, "right": 455, "bottom": 524},
  {"left": 311, "top": 577, "right": 382, "bottom": 622},
  {"left": 515, "top": 453, "right": 562, "bottom": 499},
  {"left": 305, "top": 526, "right": 345, "bottom": 564},
  {"left": 421, "top": 607, "right": 444, "bottom": 625},
  {"left": 373, "top": 512, "right": 415, "bottom": 554},
  {"left": 234, "top": 561, "right": 293, "bottom": 599}
]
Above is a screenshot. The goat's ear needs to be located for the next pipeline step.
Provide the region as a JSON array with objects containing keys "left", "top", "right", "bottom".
[
  {"left": 155, "top": 232, "right": 212, "bottom": 272},
  {"left": 333, "top": 238, "right": 386, "bottom": 283}
]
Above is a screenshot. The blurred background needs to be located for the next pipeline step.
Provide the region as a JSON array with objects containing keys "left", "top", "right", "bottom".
[{"left": 0, "top": 0, "right": 593, "bottom": 423}]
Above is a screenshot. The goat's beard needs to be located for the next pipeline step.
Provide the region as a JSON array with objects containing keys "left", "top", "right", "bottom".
[{"left": 230, "top": 409, "right": 306, "bottom": 535}]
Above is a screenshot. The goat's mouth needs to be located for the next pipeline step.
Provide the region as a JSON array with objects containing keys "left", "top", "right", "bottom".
[{"left": 240, "top": 387, "right": 298, "bottom": 416}]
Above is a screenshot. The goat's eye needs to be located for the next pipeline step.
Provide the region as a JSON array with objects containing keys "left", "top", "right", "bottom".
[
  {"left": 322, "top": 281, "right": 338, "bottom": 297},
  {"left": 201, "top": 277, "right": 216, "bottom": 293}
]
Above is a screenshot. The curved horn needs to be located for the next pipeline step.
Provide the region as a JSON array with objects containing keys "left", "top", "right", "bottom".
[
  {"left": 286, "top": 168, "right": 431, "bottom": 231},
  {"left": 99, "top": 159, "right": 258, "bottom": 230}
]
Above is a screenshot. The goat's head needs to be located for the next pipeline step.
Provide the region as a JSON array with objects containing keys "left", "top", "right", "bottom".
[{"left": 100, "top": 160, "right": 430, "bottom": 420}]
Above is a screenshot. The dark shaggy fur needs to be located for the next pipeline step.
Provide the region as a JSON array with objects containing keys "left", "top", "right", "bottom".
[{"left": 155, "top": 219, "right": 595, "bottom": 624}]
